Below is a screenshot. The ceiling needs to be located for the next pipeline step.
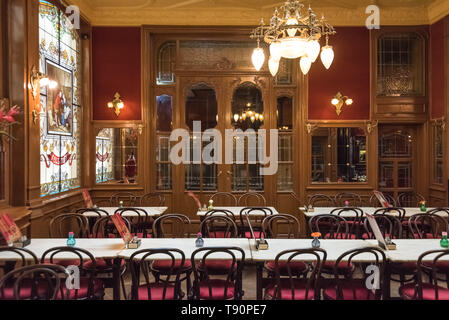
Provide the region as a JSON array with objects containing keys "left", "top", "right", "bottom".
[{"left": 67, "top": 0, "right": 449, "bottom": 26}]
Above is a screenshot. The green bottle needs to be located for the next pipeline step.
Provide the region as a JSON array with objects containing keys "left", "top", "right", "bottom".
[
  {"left": 420, "top": 201, "right": 427, "bottom": 212},
  {"left": 440, "top": 232, "right": 449, "bottom": 248}
]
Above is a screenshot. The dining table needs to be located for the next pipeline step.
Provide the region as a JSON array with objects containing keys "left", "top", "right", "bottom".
[{"left": 300, "top": 207, "right": 438, "bottom": 218}]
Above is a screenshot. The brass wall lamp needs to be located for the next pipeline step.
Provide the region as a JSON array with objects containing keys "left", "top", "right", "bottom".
[
  {"left": 107, "top": 92, "right": 125, "bottom": 116},
  {"left": 30, "top": 65, "right": 58, "bottom": 99},
  {"left": 331, "top": 92, "right": 353, "bottom": 116}
]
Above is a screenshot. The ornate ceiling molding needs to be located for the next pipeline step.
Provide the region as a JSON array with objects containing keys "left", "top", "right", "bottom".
[{"left": 428, "top": 0, "right": 449, "bottom": 24}]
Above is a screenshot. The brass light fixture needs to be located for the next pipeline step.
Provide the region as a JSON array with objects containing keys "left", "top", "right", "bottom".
[
  {"left": 331, "top": 92, "right": 353, "bottom": 116},
  {"left": 107, "top": 92, "right": 125, "bottom": 117},
  {"left": 30, "top": 65, "right": 58, "bottom": 99}
]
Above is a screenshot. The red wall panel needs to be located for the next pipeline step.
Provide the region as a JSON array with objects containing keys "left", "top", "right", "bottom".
[
  {"left": 92, "top": 27, "right": 142, "bottom": 120},
  {"left": 308, "top": 27, "right": 370, "bottom": 120},
  {"left": 430, "top": 19, "right": 445, "bottom": 119}
]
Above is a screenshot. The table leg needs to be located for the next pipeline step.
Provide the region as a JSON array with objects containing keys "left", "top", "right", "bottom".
[
  {"left": 384, "top": 261, "right": 391, "bottom": 300},
  {"left": 256, "top": 262, "right": 263, "bottom": 300},
  {"left": 112, "top": 258, "right": 122, "bottom": 300}
]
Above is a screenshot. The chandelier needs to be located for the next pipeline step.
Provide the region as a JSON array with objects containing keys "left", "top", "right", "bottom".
[
  {"left": 233, "top": 103, "right": 264, "bottom": 124},
  {"left": 250, "top": 0, "right": 336, "bottom": 76}
]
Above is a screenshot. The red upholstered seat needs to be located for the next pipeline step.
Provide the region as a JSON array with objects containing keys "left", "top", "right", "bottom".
[
  {"left": 198, "top": 279, "right": 235, "bottom": 300},
  {"left": 0, "top": 280, "right": 35, "bottom": 300},
  {"left": 264, "top": 261, "right": 308, "bottom": 274},
  {"left": 264, "top": 279, "right": 315, "bottom": 300},
  {"left": 244, "top": 231, "right": 263, "bottom": 239},
  {"left": 198, "top": 260, "right": 234, "bottom": 274},
  {"left": 152, "top": 259, "right": 192, "bottom": 271},
  {"left": 83, "top": 259, "right": 126, "bottom": 270},
  {"left": 43, "top": 259, "right": 81, "bottom": 268},
  {"left": 324, "top": 233, "right": 357, "bottom": 239},
  {"left": 59, "top": 278, "right": 104, "bottom": 300},
  {"left": 137, "top": 283, "right": 176, "bottom": 300},
  {"left": 323, "top": 280, "right": 376, "bottom": 300},
  {"left": 206, "top": 231, "right": 232, "bottom": 238},
  {"left": 321, "top": 261, "right": 354, "bottom": 274},
  {"left": 400, "top": 283, "right": 449, "bottom": 300},
  {"left": 362, "top": 233, "right": 395, "bottom": 240}
]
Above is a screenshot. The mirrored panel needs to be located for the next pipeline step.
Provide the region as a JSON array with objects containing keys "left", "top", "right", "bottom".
[
  {"left": 434, "top": 125, "right": 443, "bottom": 184},
  {"left": 311, "top": 127, "right": 367, "bottom": 183},
  {"left": 96, "top": 128, "right": 138, "bottom": 184}
]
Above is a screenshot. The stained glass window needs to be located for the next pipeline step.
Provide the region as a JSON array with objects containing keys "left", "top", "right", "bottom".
[
  {"left": 96, "top": 129, "right": 114, "bottom": 183},
  {"left": 39, "top": 0, "right": 82, "bottom": 197}
]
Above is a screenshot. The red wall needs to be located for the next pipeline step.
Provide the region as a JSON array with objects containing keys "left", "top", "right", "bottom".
[
  {"left": 308, "top": 27, "right": 370, "bottom": 120},
  {"left": 430, "top": 19, "right": 445, "bottom": 119},
  {"left": 92, "top": 27, "right": 142, "bottom": 120}
]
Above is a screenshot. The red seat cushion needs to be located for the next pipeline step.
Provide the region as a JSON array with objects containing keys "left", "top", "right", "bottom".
[
  {"left": 83, "top": 259, "right": 126, "bottom": 270},
  {"left": 199, "top": 279, "right": 235, "bottom": 300},
  {"left": 265, "top": 279, "right": 315, "bottom": 300},
  {"left": 244, "top": 231, "right": 263, "bottom": 239},
  {"left": 324, "top": 233, "right": 357, "bottom": 239},
  {"left": 137, "top": 283, "right": 176, "bottom": 300},
  {"left": 58, "top": 278, "right": 104, "bottom": 300},
  {"left": 198, "top": 260, "right": 234, "bottom": 274},
  {"left": 206, "top": 231, "right": 232, "bottom": 238},
  {"left": 264, "top": 261, "right": 308, "bottom": 274},
  {"left": 152, "top": 259, "right": 192, "bottom": 272},
  {"left": 323, "top": 281, "right": 377, "bottom": 300},
  {"left": 0, "top": 280, "right": 34, "bottom": 300},
  {"left": 43, "top": 259, "right": 81, "bottom": 268},
  {"left": 400, "top": 283, "right": 449, "bottom": 300},
  {"left": 321, "top": 261, "right": 354, "bottom": 274}
]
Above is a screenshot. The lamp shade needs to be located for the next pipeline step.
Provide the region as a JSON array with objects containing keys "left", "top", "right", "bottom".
[
  {"left": 306, "top": 40, "right": 321, "bottom": 62},
  {"left": 300, "top": 56, "right": 312, "bottom": 75},
  {"left": 252, "top": 47, "right": 265, "bottom": 71},
  {"left": 268, "top": 56, "right": 280, "bottom": 77},
  {"left": 286, "top": 18, "right": 298, "bottom": 37},
  {"left": 279, "top": 37, "right": 307, "bottom": 59},
  {"left": 320, "top": 45, "right": 334, "bottom": 69},
  {"left": 270, "top": 41, "right": 282, "bottom": 62}
]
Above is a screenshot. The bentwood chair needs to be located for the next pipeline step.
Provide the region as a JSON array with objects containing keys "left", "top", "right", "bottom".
[
  {"left": 307, "top": 194, "right": 336, "bottom": 207},
  {"left": 408, "top": 213, "right": 449, "bottom": 239},
  {"left": 369, "top": 194, "right": 397, "bottom": 207},
  {"left": 115, "top": 207, "right": 152, "bottom": 238},
  {"left": 0, "top": 247, "right": 39, "bottom": 291},
  {"left": 427, "top": 208, "right": 449, "bottom": 218},
  {"left": 200, "top": 215, "right": 238, "bottom": 239},
  {"left": 323, "top": 247, "right": 387, "bottom": 300},
  {"left": 238, "top": 207, "right": 273, "bottom": 239},
  {"left": 129, "top": 249, "right": 185, "bottom": 300},
  {"left": 335, "top": 192, "right": 363, "bottom": 207},
  {"left": 191, "top": 247, "right": 245, "bottom": 300},
  {"left": 0, "top": 264, "right": 67, "bottom": 300},
  {"left": 109, "top": 192, "right": 137, "bottom": 207},
  {"left": 41, "top": 247, "right": 105, "bottom": 300},
  {"left": 209, "top": 192, "right": 237, "bottom": 206},
  {"left": 139, "top": 192, "right": 165, "bottom": 206},
  {"left": 238, "top": 192, "right": 266, "bottom": 207},
  {"left": 397, "top": 192, "right": 426, "bottom": 207},
  {"left": 362, "top": 215, "right": 402, "bottom": 240},
  {"left": 374, "top": 207, "right": 407, "bottom": 237},
  {"left": 49, "top": 213, "right": 89, "bottom": 238},
  {"left": 151, "top": 214, "right": 192, "bottom": 295},
  {"left": 204, "top": 209, "right": 236, "bottom": 220},
  {"left": 264, "top": 248, "right": 326, "bottom": 300},
  {"left": 330, "top": 207, "right": 364, "bottom": 239},
  {"left": 400, "top": 249, "right": 449, "bottom": 300}
]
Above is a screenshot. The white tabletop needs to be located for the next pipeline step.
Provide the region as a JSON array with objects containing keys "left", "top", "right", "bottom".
[
  {"left": 82, "top": 207, "right": 168, "bottom": 217},
  {"left": 300, "top": 207, "right": 438, "bottom": 218},
  {"left": 0, "top": 239, "right": 126, "bottom": 261},
  {"left": 365, "top": 239, "right": 449, "bottom": 262},
  {"left": 197, "top": 207, "right": 278, "bottom": 217},
  {"left": 118, "top": 238, "right": 252, "bottom": 261},
  {"left": 250, "top": 239, "right": 378, "bottom": 262}
]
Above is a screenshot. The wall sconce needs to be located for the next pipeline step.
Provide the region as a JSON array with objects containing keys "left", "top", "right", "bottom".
[
  {"left": 107, "top": 92, "right": 125, "bottom": 117},
  {"left": 331, "top": 92, "right": 353, "bottom": 116},
  {"left": 30, "top": 65, "right": 58, "bottom": 99}
]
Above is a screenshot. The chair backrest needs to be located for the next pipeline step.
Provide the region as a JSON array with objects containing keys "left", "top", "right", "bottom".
[
  {"left": 414, "top": 249, "right": 449, "bottom": 300},
  {"left": 75, "top": 208, "right": 110, "bottom": 217},
  {"left": 139, "top": 193, "right": 165, "bottom": 206},
  {"left": 209, "top": 192, "right": 237, "bottom": 206},
  {"left": 129, "top": 248, "right": 185, "bottom": 300},
  {"left": 270, "top": 248, "right": 326, "bottom": 300},
  {"left": 49, "top": 213, "right": 89, "bottom": 238},
  {"left": 262, "top": 214, "right": 301, "bottom": 239},
  {"left": 109, "top": 192, "right": 137, "bottom": 206},
  {"left": 204, "top": 209, "right": 236, "bottom": 220},
  {"left": 238, "top": 192, "right": 266, "bottom": 206},
  {"left": 427, "top": 208, "right": 449, "bottom": 218},
  {"left": 191, "top": 247, "right": 245, "bottom": 300},
  {"left": 330, "top": 207, "right": 364, "bottom": 237},
  {"left": 200, "top": 215, "right": 238, "bottom": 238},
  {"left": 91, "top": 216, "right": 132, "bottom": 238},
  {"left": 369, "top": 194, "right": 397, "bottom": 207},
  {"left": 153, "top": 214, "right": 191, "bottom": 238},
  {"left": 309, "top": 214, "right": 350, "bottom": 239},
  {"left": 335, "top": 192, "right": 362, "bottom": 207},
  {"left": 239, "top": 207, "right": 273, "bottom": 228},
  {"left": 0, "top": 247, "right": 38, "bottom": 275},
  {"left": 363, "top": 215, "right": 402, "bottom": 239},
  {"left": 373, "top": 207, "right": 406, "bottom": 220},
  {"left": 307, "top": 194, "right": 336, "bottom": 207},
  {"left": 408, "top": 213, "right": 449, "bottom": 239},
  {"left": 0, "top": 264, "right": 67, "bottom": 300},
  {"left": 397, "top": 192, "right": 425, "bottom": 207},
  {"left": 331, "top": 247, "right": 386, "bottom": 300}
]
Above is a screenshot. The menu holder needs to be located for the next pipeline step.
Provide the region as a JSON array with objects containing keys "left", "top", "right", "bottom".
[
  {"left": 373, "top": 190, "right": 391, "bottom": 208},
  {"left": 110, "top": 214, "right": 141, "bottom": 249},
  {"left": 244, "top": 210, "right": 269, "bottom": 250},
  {"left": 0, "top": 213, "right": 30, "bottom": 248},
  {"left": 365, "top": 213, "right": 396, "bottom": 250},
  {"left": 82, "top": 189, "right": 94, "bottom": 208}
]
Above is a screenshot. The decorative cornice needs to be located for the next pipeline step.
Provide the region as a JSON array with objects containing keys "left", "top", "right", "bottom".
[{"left": 428, "top": 0, "right": 449, "bottom": 24}]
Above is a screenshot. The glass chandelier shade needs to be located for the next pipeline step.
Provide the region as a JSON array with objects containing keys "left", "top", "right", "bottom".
[
  {"left": 252, "top": 46, "right": 265, "bottom": 71},
  {"left": 268, "top": 56, "right": 280, "bottom": 76},
  {"left": 300, "top": 56, "right": 312, "bottom": 75},
  {"left": 320, "top": 45, "right": 334, "bottom": 69},
  {"left": 270, "top": 41, "right": 282, "bottom": 62},
  {"left": 306, "top": 40, "right": 321, "bottom": 63}
]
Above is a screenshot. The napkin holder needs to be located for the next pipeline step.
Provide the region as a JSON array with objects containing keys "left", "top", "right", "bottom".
[
  {"left": 126, "top": 238, "right": 141, "bottom": 249},
  {"left": 379, "top": 238, "right": 396, "bottom": 251},
  {"left": 13, "top": 236, "right": 31, "bottom": 248},
  {"left": 256, "top": 239, "right": 269, "bottom": 250}
]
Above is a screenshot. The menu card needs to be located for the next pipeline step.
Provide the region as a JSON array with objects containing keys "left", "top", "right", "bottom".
[
  {"left": 373, "top": 190, "right": 391, "bottom": 208},
  {"left": 110, "top": 213, "right": 133, "bottom": 244},
  {"left": 365, "top": 213, "right": 394, "bottom": 250},
  {"left": 0, "top": 213, "right": 23, "bottom": 245},
  {"left": 82, "top": 189, "right": 94, "bottom": 208}
]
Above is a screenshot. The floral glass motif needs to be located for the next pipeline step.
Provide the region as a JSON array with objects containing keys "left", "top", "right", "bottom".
[
  {"left": 96, "top": 128, "right": 114, "bottom": 183},
  {"left": 39, "top": 0, "right": 81, "bottom": 197}
]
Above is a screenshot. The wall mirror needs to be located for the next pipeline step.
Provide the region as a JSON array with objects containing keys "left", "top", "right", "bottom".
[
  {"left": 433, "top": 124, "right": 443, "bottom": 184},
  {"left": 311, "top": 127, "right": 367, "bottom": 183},
  {"left": 95, "top": 128, "right": 139, "bottom": 184}
]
